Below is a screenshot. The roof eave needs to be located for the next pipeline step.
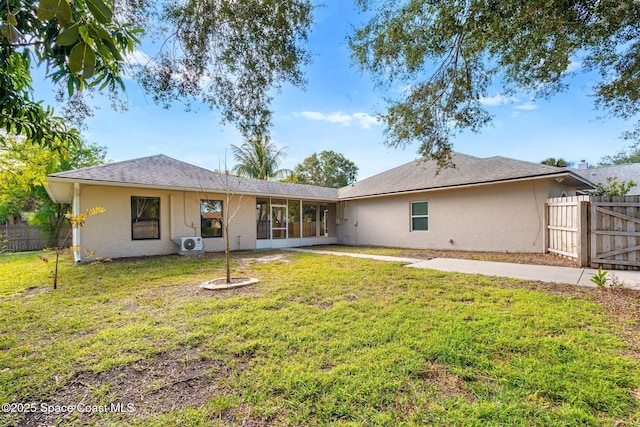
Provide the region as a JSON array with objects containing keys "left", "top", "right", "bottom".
[
  {"left": 340, "top": 171, "right": 595, "bottom": 201},
  {"left": 45, "top": 176, "right": 339, "bottom": 202},
  {"left": 43, "top": 181, "right": 61, "bottom": 203}
]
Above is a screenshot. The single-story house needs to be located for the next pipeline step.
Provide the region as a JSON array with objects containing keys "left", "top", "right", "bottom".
[{"left": 45, "top": 152, "right": 594, "bottom": 261}]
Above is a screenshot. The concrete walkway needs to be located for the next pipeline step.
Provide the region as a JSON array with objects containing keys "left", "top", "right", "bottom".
[{"left": 285, "top": 248, "right": 640, "bottom": 290}]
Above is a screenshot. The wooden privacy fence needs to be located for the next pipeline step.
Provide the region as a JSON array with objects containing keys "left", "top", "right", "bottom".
[
  {"left": 545, "top": 196, "right": 589, "bottom": 266},
  {"left": 590, "top": 196, "right": 640, "bottom": 270},
  {"left": 545, "top": 195, "right": 640, "bottom": 270},
  {"left": 1, "top": 224, "right": 71, "bottom": 252}
]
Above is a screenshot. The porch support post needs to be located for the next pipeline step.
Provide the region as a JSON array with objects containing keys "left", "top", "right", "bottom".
[
  {"left": 269, "top": 198, "right": 272, "bottom": 241},
  {"left": 72, "top": 182, "right": 81, "bottom": 262}
]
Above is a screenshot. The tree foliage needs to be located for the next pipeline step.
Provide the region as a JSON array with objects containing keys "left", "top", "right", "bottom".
[
  {"left": 591, "top": 176, "right": 637, "bottom": 196},
  {"left": 0, "top": 136, "right": 106, "bottom": 237},
  {"left": 133, "top": 0, "right": 313, "bottom": 137},
  {"left": 598, "top": 142, "right": 640, "bottom": 166},
  {"left": 350, "top": 0, "right": 640, "bottom": 167},
  {"left": 293, "top": 150, "right": 358, "bottom": 188},
  {"left": 231, "top": 134, "right": 290, "bottom": 180},
  {"left": 2, "top": 0, "right": 312, "bottom": 148},
  {"left": 40, "top": 206, "right": 106, "bottom": 289},
  {"left": 0, "top": 0, "right": 141, "bottom": 148},
  {"left": 541, "top": 157, "right": 572, "bottom": 168}
]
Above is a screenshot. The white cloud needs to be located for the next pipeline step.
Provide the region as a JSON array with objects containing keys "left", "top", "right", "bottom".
[
  {"left": 298, "top": 111, "right": 325, "bottom": 121},
  {"left": 515, "top": 101, "right": 538, "bottom": 111},
  {"left": 325, "top": 112, "right": 353, "bottom": 125},
  {"left": 352, "top": 112, "right": 379, "bottom": 129},
  {"left": 479, "top": 94, "right": 518, "bottom": 107},
  {"left": 295, "top": 111, "right": 379, "bottom": 129}
]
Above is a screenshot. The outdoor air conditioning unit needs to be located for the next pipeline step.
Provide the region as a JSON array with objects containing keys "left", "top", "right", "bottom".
[{"left": 179, "top": 236, "right": 203, "bottom": 252}]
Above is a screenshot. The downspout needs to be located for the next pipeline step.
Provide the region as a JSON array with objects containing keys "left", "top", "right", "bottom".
[
  {"left": 168, "top": 194, "right": 174, "bottom": 241},
  {"left": 72, "top": 182, "right": 81, "bottom": 262},
  {"left": 183, "top": 192, "right": 196, "bottom": 235},
  {"left": 354, "top": 203, "right": 358, "bottom": 247}
]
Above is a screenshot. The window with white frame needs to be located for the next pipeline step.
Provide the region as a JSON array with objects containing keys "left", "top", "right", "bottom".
[{"left": 411, "top": 201, "right": 429, "bottom": 231}]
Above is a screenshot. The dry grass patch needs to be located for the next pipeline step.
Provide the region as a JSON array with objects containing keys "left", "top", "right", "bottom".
[{"left": 20, "top": 348, "right": 229, "bottom": 426}]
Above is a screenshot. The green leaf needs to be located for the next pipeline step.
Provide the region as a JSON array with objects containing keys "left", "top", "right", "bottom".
[
  {"left": 56, "top": 23, "right": 80, "bottom": 46},
  {"left": 37, "top": 0, "right": 72, "bottom": 24},
  {"left": 69, "top": 43, "right": 96, "bottom": 79},
  {"left": 7, "top": 13, "right": 17, "bottom": 26},
  {"left": 86, "top": 23, "right": 122, "bottom": 61},
  {"left": 36, "top": 0, "right": 56, "bottom": 20},
  {"left": 103, "top": 39, "right": 123, "bottom": 61},
  {"left": 54, "top": 0, "right": 72, "bottom": 25},
  {"left": 86, "top": 0, "right": 113, "bottom": 24},
  {"left": 67, "top": 76, "right": 75, "bottom": 97},
  {"left": 98, "top": 75, "right": 110, "bottom": 90},
  {"left": 77, "top": 25, "right": 95, "bottom": 45},
  {"left": 1, "top": 24, "right": 21, "bottom": 43},
  {"left": 87, "top": 22, "right": 111, "bottom": 41}
]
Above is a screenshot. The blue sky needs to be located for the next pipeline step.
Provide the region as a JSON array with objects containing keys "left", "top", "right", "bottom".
[{"left": 35, "top": 2, "right": 632, "bottom": 180}]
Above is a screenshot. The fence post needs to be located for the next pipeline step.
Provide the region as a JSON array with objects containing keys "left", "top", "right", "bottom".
[
  {"left": 577, "top": 200, "right": 589, "bottom": 267},
  {"left": 543, "top": 201, "right": 549, "bottom": 254},
  {"left": 589, "top": 197, "right": 598, "bottom": 268}
]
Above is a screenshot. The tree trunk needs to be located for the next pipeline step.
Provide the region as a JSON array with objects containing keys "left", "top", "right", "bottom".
[
  {"left": 225, "top": 224, "right": 231, "bottom": 283},
  {"left": 53, "top": 251, "right": 59, "bottom": 289}
]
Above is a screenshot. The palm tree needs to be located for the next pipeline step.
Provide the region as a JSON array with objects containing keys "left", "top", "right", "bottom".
[
  {"left": 231, "top": 134, "right": 290, "bottom": 180},
  {"left": 541, "top": 157, "right": 572, "bottom": 168}
]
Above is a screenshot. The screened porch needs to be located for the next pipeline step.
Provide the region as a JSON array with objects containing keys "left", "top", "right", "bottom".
[{"left": 255, "top": 198, "right": 338, "bottom": 249}]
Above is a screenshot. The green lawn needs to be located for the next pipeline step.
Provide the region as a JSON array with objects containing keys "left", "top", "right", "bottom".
[{"left": 0, "top": 250, "right": 638, "bottom": 426}]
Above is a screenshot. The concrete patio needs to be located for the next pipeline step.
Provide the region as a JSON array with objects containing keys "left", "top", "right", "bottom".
[{"left": 286, "top": 248, "right": 640, "bottom": 290}]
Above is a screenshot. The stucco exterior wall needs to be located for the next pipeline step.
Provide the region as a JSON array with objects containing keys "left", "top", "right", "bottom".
[
  {"left": 78, "top": 185, "right": 256, "bottom": 260},
  {"left": 337, "top": 179, "right": 566, "bottom": 253},
  {"left": 73, "top": 176, "right": 580, "bottom": 258}
]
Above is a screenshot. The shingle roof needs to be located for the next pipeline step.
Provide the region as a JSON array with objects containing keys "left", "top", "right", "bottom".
[
  {"left": 574, "top": 163, "right": 640, "bottom": 195},
  {"left": 48, "top": 154, "right": 339, "bottom": 200},
  {"left": 48, "top": 153, "right": 596, "bottom": 202},
  {"left": 338, "top": 152, "right": 592, "bottom": 199}
]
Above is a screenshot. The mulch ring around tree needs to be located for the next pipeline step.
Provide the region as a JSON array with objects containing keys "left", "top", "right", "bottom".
[{"left": 200, "top": 277, "right": 259, "bottom": 290}]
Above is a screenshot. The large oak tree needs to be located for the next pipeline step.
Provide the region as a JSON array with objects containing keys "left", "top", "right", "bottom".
[
  {"left": 292, "top": 150, "right": 358, "bottom": 188},
  {"left": 350, "top": 0, "right": 640, "bottom": 167},
  {"left": 1, "top": 0, "right": 313, "bottom": 149},
  {"left": 133, "top": 0, "right": 313, "bottom": 138}
]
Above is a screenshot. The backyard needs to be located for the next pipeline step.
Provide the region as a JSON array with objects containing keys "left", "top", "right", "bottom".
[{"left": 0, "top": 249, "right": 639, "bottom": 426}]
